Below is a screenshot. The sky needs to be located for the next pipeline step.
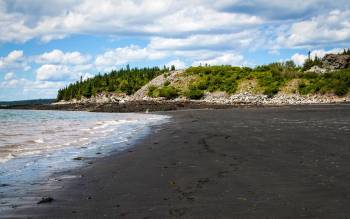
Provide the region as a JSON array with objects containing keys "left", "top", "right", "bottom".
[{"left": 0, "top": 0, "right": 350, "bottom": 101}]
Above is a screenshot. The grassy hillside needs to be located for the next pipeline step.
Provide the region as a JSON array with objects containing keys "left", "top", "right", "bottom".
[{"left": 148, "top": 64, "right": 350, "bottom": 99}]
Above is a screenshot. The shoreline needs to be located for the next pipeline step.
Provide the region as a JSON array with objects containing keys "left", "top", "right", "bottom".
[
  {"left": 0, "top": 111, "right": 169, "bottom": 218},
  {"left": 0, "top": 100, "right": 241, "bottom": 112},
  {"left": 1, "top": 98, "right": 350, "bottom": 113},
  {"left": 3, "top": 105, "right": 350, "bottom": 218}
]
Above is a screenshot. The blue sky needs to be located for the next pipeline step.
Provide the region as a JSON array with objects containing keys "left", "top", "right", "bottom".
[{"left": 0, "top": 0, "right": 350, "bottom": 101}]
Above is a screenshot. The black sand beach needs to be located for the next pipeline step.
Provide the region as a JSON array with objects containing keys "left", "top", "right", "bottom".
[{"left": 4, "top": 105, "right": 350, "bottom": 218}]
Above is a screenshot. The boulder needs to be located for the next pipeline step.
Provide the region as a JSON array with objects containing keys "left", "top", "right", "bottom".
[
  {"left": 37, "top": 197, "right": 54, "bottom": 204},
  {"left": 322, "top": 54, "right": 350, "bottom": 70},
  {"left": 306, "top": 66, "right": 327, "bottom": 74}
]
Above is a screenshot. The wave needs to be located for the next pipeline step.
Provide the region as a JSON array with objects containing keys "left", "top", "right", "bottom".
[{"left": 0, "top": 110, "right": 169, "bottom": 165}]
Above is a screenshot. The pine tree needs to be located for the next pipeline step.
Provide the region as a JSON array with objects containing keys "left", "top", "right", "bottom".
[{"left": 56, "top": 66, "right": 168, "bottom": 101}]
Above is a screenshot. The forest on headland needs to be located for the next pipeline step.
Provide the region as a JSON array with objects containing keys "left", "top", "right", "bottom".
[
  {"left": 57, "top": 65, "right": 171, "bottom": 101},
  {"left": 57, "top": 50, "right": 350, "bottom": 101}
]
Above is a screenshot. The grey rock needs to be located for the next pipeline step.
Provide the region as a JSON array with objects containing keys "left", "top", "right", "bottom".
[
  {"left": 322, "top": 54, "right": 350, "bottom": 70},
  {"left": 306, "top": 66, "right": 327, "bottom": 74}
]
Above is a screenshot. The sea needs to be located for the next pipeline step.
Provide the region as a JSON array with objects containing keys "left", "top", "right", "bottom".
[{"left": 0, "top": 109, "right": 169, "bottom": 212}]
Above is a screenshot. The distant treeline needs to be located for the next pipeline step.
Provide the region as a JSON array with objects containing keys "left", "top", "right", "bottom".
[{"left": 57, "top": 66, "right": 169, "bottom": 101}]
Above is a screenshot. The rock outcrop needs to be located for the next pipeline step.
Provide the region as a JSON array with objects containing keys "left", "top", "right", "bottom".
[
  {"left": 132, "top": 70, "right": 183, "bottom": 100},
  {"left": 306, "top": 66, "right": 327, "bottom": 74},
  {"left": 322, "top": 54, "right": 350, "bottom": 70}
]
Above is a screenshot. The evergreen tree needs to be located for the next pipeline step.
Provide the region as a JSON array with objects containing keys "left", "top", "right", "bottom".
[
  {"left": 303, "top": 54, "right": 322, "bottom": 71},
  {"left": 57, "top": 66, "right": 168, "bottom": 101},
  {"left": 84, "top": 82, "right": 93, "bottom": 97}
]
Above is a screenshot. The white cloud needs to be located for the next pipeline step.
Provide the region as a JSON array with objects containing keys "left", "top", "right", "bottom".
[
  {"left": 0, "top": 0, "right": 263, "bottom": 43},
  {"left": 149, "top": 31, "right": 258, "bottom": 51},
  {"left": 213, "top": 0, "right": 350, "bottom": 20},
  {"left": 291, "top": 48, "right": 344, "bottom": 65},
  {"left": 28, "top": 80, "right": 65, "bottom": 90},
  {"left": 0, "top": 0, "right": 349, "bottom": 53},
  {"left": 33, "top": 49, "right": 95, "bottom": 83},
  {"left": 36, "top": 64, "right": 91, "bottom": 82},
  {"left": 192, "top": 53, "right": 245, "bottom": 66},
  {"left": 165, "top": 59, "right": 186, "bottom": 69},
  {"left": 144, "top": 6, "right": 262, "bottom": 34},
  {"left": 95, "top": 45, "right": 167, "bottom": 70},
  {"left": 0, "top": 50, "right": 30, "bottom": 71},
  {"left": 36, "top": 49, "right": 90, "bottom": 65},
  {"left": 0, "top": 77, "right": 65, "bottom": 101},
  {"left": 0, "top": 78, "right": 26, "bottom": 88},
  {"left": 6, "top": 50, "right": 23, "bottom": 61},
  {"left": 0, "top": 77, "right": 62, "bottom": 89},
  {"left": 4, "top": 72, "right": 15, "bottom": 80},
  {"left": 291, "top": 53, "right": 308, "bottom": 66},
  {"left": 309, "top": 48, "right": 344, "bottom": 59},
  {"left": 36, "top": 64, "right": 70, "bottom": 81},
  {"left": 277, "top": 10, "right": 350, "bottom": 48},
  {"left": 172, "top": 50, "right": 226, "bottom": 61}
]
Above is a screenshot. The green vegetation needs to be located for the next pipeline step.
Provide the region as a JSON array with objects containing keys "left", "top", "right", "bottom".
[
  {"left": 341, "top": 49, "right": 350, "bottom": 55},
  {"left": 184, "top": 64, "right": 350, "bottom": 98},
  {"left": 57, "top": 66, "right": 167, "bottom": 101},
  {"left": 185, "top": 66, "right": 252, "bottom": 94},
  {"left": 184, "top": 64, "right": 300, "bottom": 98},
  {"left": 184, "top": 86, "right": 204, "bottom": 99},
  {"left": 148, "top": 85, "right": 180, "bottom": 99},
  {"left": 303, "top": 55, "right": 322, "bottom": 71},
  {"left": 163, "top": 80, "right": 171, "bottom": 86},
  {"left": 298, "top": 70, "right": 350, "bottom": 96},
  {"left": 147, "top": 85, "right": 158, "bottom": 97},
  {"left": 254, "top": 62, "right": 300, "bottom": 97}
]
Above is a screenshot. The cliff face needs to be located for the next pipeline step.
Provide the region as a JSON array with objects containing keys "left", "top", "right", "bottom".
[{"left": 322, "top": 54, "right": 350, "bottom": 70}]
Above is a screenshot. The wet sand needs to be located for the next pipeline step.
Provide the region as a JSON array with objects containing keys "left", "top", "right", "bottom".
[{"left": 4, "top": 105, "right": 350, "bottom": 218}]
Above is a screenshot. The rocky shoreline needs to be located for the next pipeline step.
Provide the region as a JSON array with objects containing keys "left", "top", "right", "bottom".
[
  {"left": 203, "top": 92, "right": 350, "bottom": 105},
  {"left": 0, "top": 100, "right": 251, "bottom": 112},
  {"left": 1, "top": 92, "right": 349, "bottom": 113}
]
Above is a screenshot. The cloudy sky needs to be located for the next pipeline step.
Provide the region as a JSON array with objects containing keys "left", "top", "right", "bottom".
[{"left": 0, "top": 0, "right": 349, "bottom": 101}]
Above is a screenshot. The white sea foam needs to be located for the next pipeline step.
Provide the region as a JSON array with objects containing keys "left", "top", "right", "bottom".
[
  {"left": 0, "top": 110, "right": 170, "bottom": 211},
  {"left": 34, "top": 139, "right": 44, "bottom": 144},
  {"left": 0, "top": 153, "right": 15, "bottom": 164},
  {"left": 0, "top": 110, "right": 169, "bottom": 165}
]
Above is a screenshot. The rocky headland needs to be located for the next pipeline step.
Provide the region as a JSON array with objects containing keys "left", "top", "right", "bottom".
[{"left": 2, "top": 52, "right": 350, "bottom": 112}]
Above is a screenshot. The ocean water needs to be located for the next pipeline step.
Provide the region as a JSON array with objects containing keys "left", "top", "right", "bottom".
[{"left": 0, "top": 109, "right": 169, "bottom": 211}]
